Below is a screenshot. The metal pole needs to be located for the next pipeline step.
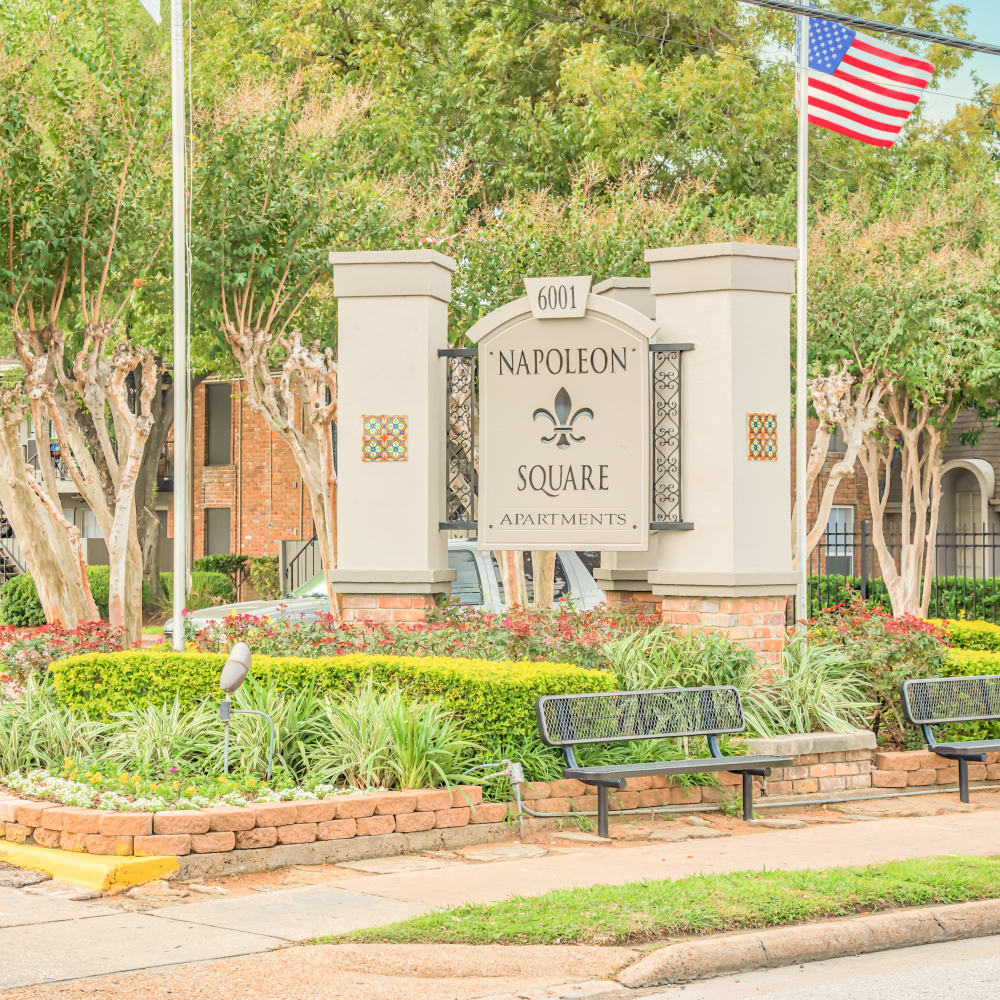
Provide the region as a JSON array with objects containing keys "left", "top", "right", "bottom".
[
  {"left": 170, "top": 0, "right": 188, "bottom": 652},
  {"left": 795, "top": 13, "right": 809, "bottom": 626}
]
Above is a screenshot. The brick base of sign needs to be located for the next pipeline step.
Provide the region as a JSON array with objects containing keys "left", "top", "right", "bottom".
[
  {"left": 603, "top": 591, "right": 661, "bottom": 608},
  {"left": 869, "top": 749, "right": 1000, "bottom": 788},
  {"left": 659, "top": 595, "right": 789, "bottom": 663},
  {"left": 341, "top": 594, "right": 438, "bottom": 624}
]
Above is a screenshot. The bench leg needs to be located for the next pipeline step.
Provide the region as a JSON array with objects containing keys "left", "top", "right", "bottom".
[
  {"left": 597, "top": 786, "right": 609, "bottom": 839},
  {"left": 742, "top": 771, "right": 754, "bottom": 822},
  {"left": 959, "top": 758, "right": 970, "bottom": 804}
]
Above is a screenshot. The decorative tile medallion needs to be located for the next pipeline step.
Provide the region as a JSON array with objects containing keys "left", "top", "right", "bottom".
[
  {"left": 362, "top": 414, "right": 408, "bottom": 462},
  {"left": 747, "top": 412, "right": 778, "bottom": 461}
]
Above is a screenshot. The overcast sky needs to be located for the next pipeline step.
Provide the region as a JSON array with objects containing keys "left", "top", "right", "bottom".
[{"left": 923, "top": 5, "right": 1000, "bottom": 120}]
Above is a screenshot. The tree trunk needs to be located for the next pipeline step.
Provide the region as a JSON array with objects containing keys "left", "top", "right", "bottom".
[
  {"left": 859, "top": 389, "right": 952, "bottom": 617},
  {"left": 0, "top": 406, "right": 97, "bottom": 625},
  {"left": 499, "top": 551, "right": 528, "bottom": 608},
  {"left": 532, "top": 550, "right": 556, "bottom": 609}
]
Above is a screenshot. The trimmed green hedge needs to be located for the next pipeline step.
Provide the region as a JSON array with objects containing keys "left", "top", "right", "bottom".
[
  {"left": 48, "top": 650, "right": 615, "bottom": 750},
  {"left": 932, "top": 619, "right": 1000, "bottom": 652}
]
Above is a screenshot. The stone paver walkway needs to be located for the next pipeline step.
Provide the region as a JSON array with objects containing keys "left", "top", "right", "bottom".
[{"left": 2, "top": 791, "right": 999, "bottom": 995}]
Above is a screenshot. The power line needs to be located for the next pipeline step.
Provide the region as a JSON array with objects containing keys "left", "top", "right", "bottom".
[
  {"left": 467, "top": 0, "right": 1000, "bottom": 109},
  {"left": 736, "top": 0, "right": 1000, "bottom": 58}
]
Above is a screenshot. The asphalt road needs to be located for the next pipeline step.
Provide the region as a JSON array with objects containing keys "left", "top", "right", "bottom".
[{"left": 647, "top": 935, "right": 1000, "bottom": 1000}]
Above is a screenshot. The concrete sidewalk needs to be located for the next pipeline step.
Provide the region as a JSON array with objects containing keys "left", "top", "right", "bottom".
[{"left": 2, "top": 791, "right": 1000, "bottom": 994}]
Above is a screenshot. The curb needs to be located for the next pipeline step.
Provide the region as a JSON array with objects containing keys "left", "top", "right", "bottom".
[
  {"left": 616, "top": 897, "right": 1000, "bottom": 987},
  {"left": 0, "top": 841, "right": 177, "bottom": 895}
]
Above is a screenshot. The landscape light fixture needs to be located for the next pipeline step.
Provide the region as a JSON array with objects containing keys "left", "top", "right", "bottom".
[{"left": 219, "top": 642, "right": 276, "bottom": 781}]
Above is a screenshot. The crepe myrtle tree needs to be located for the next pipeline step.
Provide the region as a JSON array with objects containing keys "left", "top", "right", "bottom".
[
  {"left": 0, "top": 7, "right": 168, "bottom": 639},
  {"left": 191, "top": 80, "right": 378, "bottom": 620},
  {"left": 806, "top": 175, "right": 1000, "bottom": 616},
  {"left": 0, "top": 380, "right": 98, "bottom": 626}
]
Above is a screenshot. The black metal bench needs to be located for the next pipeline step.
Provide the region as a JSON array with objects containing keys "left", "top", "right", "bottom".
[
  {"left": 535, "top": 687, "right": 794, "bottom": 837},
  {"left": 901, "top": 675, "right": 1000, "bottom": 803}
]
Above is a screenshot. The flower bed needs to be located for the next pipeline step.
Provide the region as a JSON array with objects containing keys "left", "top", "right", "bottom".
[
  {"left": 0, "top": 621, "right": 129, "bottom": 678},
  {"left": 189, "top": 604, "right": 660, "bottom": 671}
]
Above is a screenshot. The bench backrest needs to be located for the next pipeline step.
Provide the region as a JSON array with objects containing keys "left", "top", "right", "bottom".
[
  {"left": 901, "top": 675, "right": 1000, "bottom": 726},
  {"left": 536, "top": 687, "right": 746, "bottom": 747}
]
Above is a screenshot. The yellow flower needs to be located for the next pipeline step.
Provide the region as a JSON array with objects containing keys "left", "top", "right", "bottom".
[
  {"left": 172, "top": 781, "right": 180, "bottom": 791},
  {"left": 244, "top": 777, "right": 257, "bottom": 788},
  {"left": 184, "top": 786, "right": 196, "bottom": 796},
  {"left": 218, "top": 775, "right": 229, "bottom": 784},
  {"left": 63, "top": 756, "right": 74, "bottom": 767},
  {"left": 89, "top": 775, "right": 100, "bottom": 785},
  {"left": 69, "top": 771, "right": 78, "bottom": 780}
]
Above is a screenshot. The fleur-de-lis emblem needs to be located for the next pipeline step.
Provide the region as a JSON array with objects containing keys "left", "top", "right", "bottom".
[{"left": 533, "top": 387, "right": 594, "bottom": 450}]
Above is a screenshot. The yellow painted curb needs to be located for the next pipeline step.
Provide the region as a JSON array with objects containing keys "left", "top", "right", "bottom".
[{"left": 0, "top": 841, "right": 177, "bottom": 895}]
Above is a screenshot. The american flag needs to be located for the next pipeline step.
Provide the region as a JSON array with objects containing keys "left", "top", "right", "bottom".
[{"left": 798, "top": 13, "right": 935, "bottom": 148}]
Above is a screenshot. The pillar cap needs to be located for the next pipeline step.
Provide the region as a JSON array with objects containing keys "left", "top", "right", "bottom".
[
  {"left": 330, "top": 250, "right": 457, "bottom": 302},
  {"left": 646, "top": 242, "right": 797, "bottom": 295}
]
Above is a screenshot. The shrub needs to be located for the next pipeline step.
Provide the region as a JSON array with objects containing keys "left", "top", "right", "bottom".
[
  {"left": 249, "top": 557, "right": 281, "bottom": 600},
  {"left": 0, "top": 622, "right": 129, "bottom": 678},
  {"left": 160, "top": 571, "right": 235, "bottom": 610},
  {"left": 810, "top": 576, "right": 1000, "bottom": 624},
  {"left": 931, "top": 619, "right": 1000, "bottom": 652},
  {"left": 192, "top": 554, "right": 249, "bottom": 597},
  {"left": 807, "top": 598, "right": 950, "bottom": 748},
  {"left": 0, "top": 574, "right": 46, "bottom": 626},
  {"left": 0, "top": 678, "right": 106, "bottom": 774},
  {"left": 48, "top": 649, "right": 615, "bottom": 752},
  {"left": 85, "top": 566, "right": 151, "bottom": 617},
  {"left": 1, "top": 567, "right": 234, "bottom": 625},
  {"left": 312, "top": 677, "right": 475, "bottom": 789},
  {"left": 603, "top": 627, "right": 774, "bottom": 736},
  {"left": 754, "top": 637, "right": 874, "bottom": 736}
]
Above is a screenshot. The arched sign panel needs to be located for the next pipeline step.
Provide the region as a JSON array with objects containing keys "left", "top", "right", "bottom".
[{"left": 468, "top": 276, "right": 655, "bottom": 551}]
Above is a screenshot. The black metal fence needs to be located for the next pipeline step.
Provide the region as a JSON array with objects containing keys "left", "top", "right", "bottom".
[{"left": 808, "top": 521, "right": 1000, "bottom": 621}]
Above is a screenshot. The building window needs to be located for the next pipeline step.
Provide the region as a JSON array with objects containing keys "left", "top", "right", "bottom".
[
  {"left": 80, "top": 508, "right": 102, "bottom": 540},
  {"left": 205, "top": 508, "right": 231, "bottom": 555},
  {"left": 828, "top": 426, "right": 847, "bottom": 454},
  {"left": 205, "top": 383, "right": 231, "bottom": 466},
  {"left": 826, "top": 505, "right": 855, "bottom": 576}
]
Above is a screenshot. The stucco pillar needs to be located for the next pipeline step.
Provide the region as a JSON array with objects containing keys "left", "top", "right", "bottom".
[
  {"left": 644, "top": 243, "right": 798, "bottom": 660},
  {"left": 592, "top": 278, "right": 660, "bottom": 602},
  {"left": 328, "top": 250, "right": 457, "bottom": 621}
]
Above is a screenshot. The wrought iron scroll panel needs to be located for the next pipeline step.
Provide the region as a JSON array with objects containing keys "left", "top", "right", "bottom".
[
  {"left": 441, "top": 348, "right": 478, "bottom": 530},
  {"left": 650, "top": 344, "right": 693, "bottom": 531}
]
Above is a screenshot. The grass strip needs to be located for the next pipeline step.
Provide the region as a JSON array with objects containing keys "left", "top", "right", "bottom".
[{"left": 325, "top": 856, "right": 1000, "bottom": 947}]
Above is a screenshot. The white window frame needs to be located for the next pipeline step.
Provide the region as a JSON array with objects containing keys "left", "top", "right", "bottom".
[{"left": 826, "top": 505, "right": 855, "bottom": 575}]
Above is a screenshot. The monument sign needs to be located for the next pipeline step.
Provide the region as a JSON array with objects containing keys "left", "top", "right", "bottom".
[{"left": 469, "top": 276, "right": 655, "bottom": 550}]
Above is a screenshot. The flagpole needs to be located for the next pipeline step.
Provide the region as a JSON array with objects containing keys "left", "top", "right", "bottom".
[
  {"left": 795, "top": 13, "right": 809, "bottom": 626},
  {"left": 170, "top": 0, "right": 188, "bottom": 651}
]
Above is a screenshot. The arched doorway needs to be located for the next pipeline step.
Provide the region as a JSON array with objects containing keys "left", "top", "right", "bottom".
[{"left": 939, "top": 458, "right": 995, "bottom": 576}]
